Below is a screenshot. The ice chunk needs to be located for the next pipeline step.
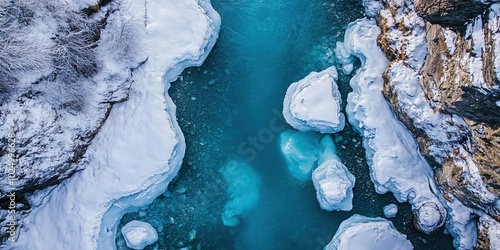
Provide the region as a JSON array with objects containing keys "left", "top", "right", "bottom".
[
  {"left": 121, "top": 220, "right": 158, "bottom": 250},
  {"left": 279, "top": 130, "right": 324, "bottom": 182},
  {"left": 325, "top": 214, "right": 413, "bottom": 250},
  {"left": 283, "top": 67, "right": 345, "bottom": 134},
  {"left": 312, "top": 158, "right": 355, "bottom": 211},
  {"left": 312, "top": 137, "right": 355, "bottom": 211},
  {"left": 383, "top": 204, "right": 398, "bottom": 218},
  {"left": 338, "top": 18, "right": 446, "bottom": 233},
  {"left": 220, "top": 160, "right": 260, "bottom": 227}
]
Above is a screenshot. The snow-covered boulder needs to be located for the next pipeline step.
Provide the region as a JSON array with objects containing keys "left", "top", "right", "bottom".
[
  {"left": 383, "top": 204, "right": 398, "bottom": 218},
  {"left": 312, "top": 151, "right": 355, "bottom": 211},
  {"left": 325, "top": 214, "right": 413, "bottom": 250},
  {"left": 121, "top": 220, "right": 158, "bottom": 250},
  {"left": 283, "top": 67, "right": 345, "bottom": 134},
  {"left": 413, "top": 201, "right": 448, "bottom": 234}
]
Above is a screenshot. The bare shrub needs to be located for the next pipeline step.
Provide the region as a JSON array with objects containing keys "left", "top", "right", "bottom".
[
  {"left": 0, "top": 1, "right": 49, "bottom": 78},
  {"left": 100, "top": 13, "right": 146, "bottom": 64},
  {"left": 51, "top": 12, "right": 100, "bottom": 81}
]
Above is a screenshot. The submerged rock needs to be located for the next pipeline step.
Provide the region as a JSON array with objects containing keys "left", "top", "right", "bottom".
[
  {"left": 383, "top": 204, "right": 398, "bottom": 218},
  {"left": 325, "top": 214, "right": 413, "bottom": 250},
  {"left": 121, "top": 220, "right": 158, "bottom": 250},
  {"left": 279, "top": 130, "right": 324, "bottom": 182},
  {"left": 220, "top": 160, "right": 260, "bottom": 227},
  {"left": 282, "top": 66, "right": 345, "bottom": 134}
]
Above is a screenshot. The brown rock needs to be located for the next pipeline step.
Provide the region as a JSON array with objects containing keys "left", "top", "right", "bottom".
[{"left": 415, "top": 0, "right": 489, "bottom": 28}]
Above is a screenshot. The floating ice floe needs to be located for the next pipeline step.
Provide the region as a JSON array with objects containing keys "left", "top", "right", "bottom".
[
  {"left": 337, "top": 18, "right": 446, "bottom": 234},
  {"left": 312, "top": 136, "right": 355, "bottom": 211},
  {"left": 279, "top": 130, "right": 355, "bottom": 210},
  {"left": 283, "top": 66, "right": 345, "bottom": 134},
  {"left": 325, "top": 214, "right": 413, "bottom": 250},
  {"left": 9, "top": 0, "right": 221, "bottom": 249},
  {"left": 383, "top": 204, "right": 398, "bottom": 218},
  {"left": 121, "top": 220, "right": 158, "bottom": 250},
  {"left": 220, "top": 160, "right": 260, "bottom": 227}
]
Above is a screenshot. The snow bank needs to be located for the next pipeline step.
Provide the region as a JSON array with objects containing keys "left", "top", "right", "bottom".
[
  {"left": 325, "top": 214, "right": 413, "bottom": 250},
  {"left": 312, "top": 136, "right": 354, "bottom": 211},
  {"left": 10, "top": 0, "right": 220, "bottom": 249},
  {"left": 283, "top": 67, "right": 345, "bottom": 134},
  {"left": 121, "top": 220, "right": 158, "bottom": 250},
  {"left": 337, "top": 18, "right": 446, "bottom": 234},
  {"left": 439, "top": 194, "right": 478, "bottom": 250},
  {"left": 383, "top": 204, "right": 398, "bottom": 218},
  {"left": 220, "top": 160, "right": 261, "bottom": 227}
]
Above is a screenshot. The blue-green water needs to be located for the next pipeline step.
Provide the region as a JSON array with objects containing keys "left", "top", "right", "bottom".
[{"left": 117, "top": 1, "right": 454, "bottom": 249}]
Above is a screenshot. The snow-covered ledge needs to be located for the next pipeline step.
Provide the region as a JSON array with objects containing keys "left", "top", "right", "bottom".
[
  {"left": 9, "top": 0, "right": 220, "bottom": 249},
  {"left": 338, "top": 18, "right": 446, "bottom": 234}
]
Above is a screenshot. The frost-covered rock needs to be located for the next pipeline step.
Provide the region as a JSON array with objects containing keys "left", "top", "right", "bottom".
[
  {"left": 325, "top": 214, "right": 413, "bottom": 250},
  {"left": 383, "top": 204, "right": 398, "bottom": 218},
  {"left": 413, "top": 201, "right": 448, "bottom": 234},
  {"left": 337, "top": 18, "right": 446, "bottom": 233},
  {"left": 121, "top": 220, "right": 158, "bottom": 250},
  {"left": 7, "top": 0, "right": 220, "bottom": 249},
  {"left": 478, "top": 214, "right": 500, "bottom": 250},
  {"left": 376, "top": 0, "right": 500, "bottom": 222},
  {"left": 220, "top": 160, "right": 260, "bottom": 227},
  {"left": 312, "top": 141, "right": 355, "bottom": 211},
  {"left": 283, "top": 67, "right": 345, "bottom": 134}
]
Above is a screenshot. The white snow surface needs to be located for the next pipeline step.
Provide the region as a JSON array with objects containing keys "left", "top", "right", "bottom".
[
  {"left": 9, "top": 0, "right": 220, "bottom": 249},
  {"left": 121, "top": 220, "right": 158, "bottom": 250},
  {"left": 325, "top": 214, "right": 413, "bottom": 250},
  {"left": 312, "top": 136, "right": 355, "bottom": 211},
  {"left": 283, "top": 67, "right": 345, "bottom": 134},
  {"left": 338, "top": 18, "right": 446, "bottom": 233},
  {"left": 383, "top": 204, "right": 398, "bottom": 218},
  {"left": 439, "top": 193, "right": 478, "bottom": 250},
  {"left": 466, "top": 16, "right": 487, "bottom": 88}
]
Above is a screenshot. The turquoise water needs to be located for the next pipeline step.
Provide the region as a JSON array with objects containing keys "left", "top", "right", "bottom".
[{"left": 117, "top": 1, "right": 454, "bottom": 249}]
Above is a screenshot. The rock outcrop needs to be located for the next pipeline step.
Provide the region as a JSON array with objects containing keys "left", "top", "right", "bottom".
[
  {"left": 414, "top": 0, "right": 489, "bottom": 28},
  {"left": 369, "top": 0, "right": 500, "bottom": 247},
  {"left": 0, "top": 0, "right": 142, "bottom": 241}
]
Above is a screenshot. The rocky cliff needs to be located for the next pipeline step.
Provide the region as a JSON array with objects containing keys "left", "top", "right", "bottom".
[
  {"left": 371, "top": 0, "right": 500, "bottom": 248},
  {"left": 0, "top": 0, "right": 145, "bottom": 242}
]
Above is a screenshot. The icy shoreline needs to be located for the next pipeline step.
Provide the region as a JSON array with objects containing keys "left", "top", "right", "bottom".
[{"left": 9, "top": 0, "right": 220, "bottom": 249}]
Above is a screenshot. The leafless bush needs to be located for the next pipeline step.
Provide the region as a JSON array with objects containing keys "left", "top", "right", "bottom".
[
  {"left": 51, "top": 12, "right": 100, "bottom": 81},
  {"left": 0, "top": 1, "right": 49, "bottom": 78},
  {"left": 100, "top": 13, "right": 146, "bottom": 64}
]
